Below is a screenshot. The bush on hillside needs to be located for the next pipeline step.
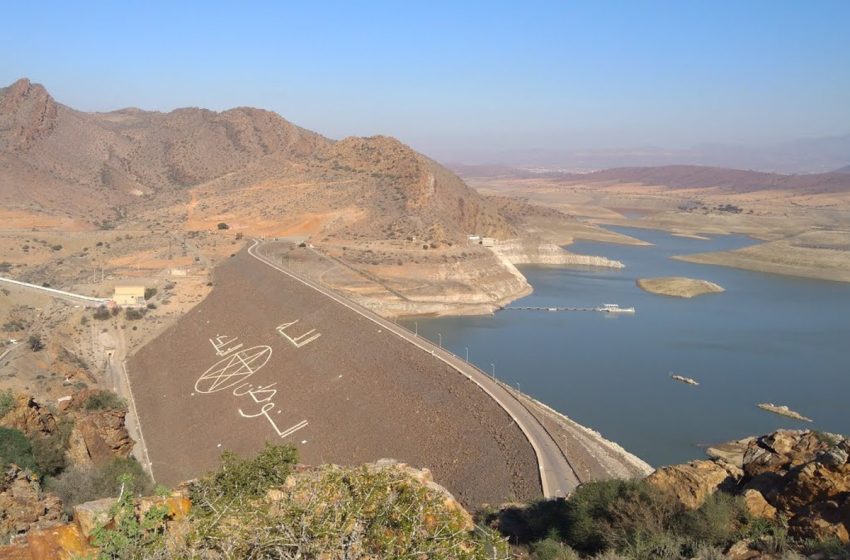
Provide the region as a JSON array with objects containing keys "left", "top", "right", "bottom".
[
  {"left": 30, "top": 420, "right": 73, "bottom": 477},
  {"left": 0, "top": 389, "right": 14, "bottom": 418},
  {"left": 45, "top": 457, "right": 153, "bottom": 512},
  {"left": 93, "top": 306, "right": 111, "bottom": 320},
  {"left": 184, "top": 452, "right": 510, "bottom": 559},
  {"left": 509, "top": 479, "right": 787, "bottom": 560},
  {"left": 531, "top": 537, "right": 581, "bottom": 560},
  {"left": 0, "top": 427, "right": 36, "bottom": 472},
  {"left": 28, "top": 334, "right": 44, "bottom": 352},
  {"left": 84, "top": 390, "right": 127, "bottom": 411},
  {"left": 124, "top": 308, "right": 146, "bottom": 321},
  {"left": 191, "top": 443, "right": 298, "bottom": 510}
]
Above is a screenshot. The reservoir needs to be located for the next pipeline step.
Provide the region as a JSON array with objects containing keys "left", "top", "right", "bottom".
[{"left": 403, "top": 226, "right": 850, "bottom": 467}]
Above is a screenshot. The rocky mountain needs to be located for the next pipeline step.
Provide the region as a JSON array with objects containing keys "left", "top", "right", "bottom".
[{"left": 0, "top": 78, "right": 515, "bottom": 245}]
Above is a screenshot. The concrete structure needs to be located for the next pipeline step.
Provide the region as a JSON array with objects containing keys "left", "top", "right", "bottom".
[
  {"left": 481, "top": 237, "right": 496, "bottom": 247},
  {"left": 113, "top": 285, "right": 146, "bottom": 307}
]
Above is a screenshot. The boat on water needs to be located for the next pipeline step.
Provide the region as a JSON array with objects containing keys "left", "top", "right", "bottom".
[
  {"left": 671, "top": 373, "right": 699, "bottom": 386},
  {"left": 598, "top": 303, "right": 636, "bottom": 314}
]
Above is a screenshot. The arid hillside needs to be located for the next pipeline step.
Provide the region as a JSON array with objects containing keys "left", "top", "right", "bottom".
[{"left": 0, "top": 78, "right": 515, "bottom": 246}]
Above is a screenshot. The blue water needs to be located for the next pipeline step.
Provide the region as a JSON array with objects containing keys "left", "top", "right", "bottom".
[{"left": 403, "top": 227, "right": 850, "bottom": 467}]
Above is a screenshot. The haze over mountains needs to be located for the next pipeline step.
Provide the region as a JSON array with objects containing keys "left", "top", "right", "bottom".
[{"left": 444, "top": 135, "right": 850, "bottom": 175}]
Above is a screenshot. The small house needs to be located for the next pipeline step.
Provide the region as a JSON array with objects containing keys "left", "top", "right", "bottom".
[
  {"left": 481, "top": 237, "right": 496, "bottom": 247},
  {"left": 113, "top": 285, "right": 146, "bottom": 307}
]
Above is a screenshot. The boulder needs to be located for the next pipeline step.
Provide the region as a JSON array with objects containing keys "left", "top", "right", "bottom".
[
  {"left": 725, "top": 539, "right": 761, "bottom": 560},
  {"left": 817, "top": 447, "right": 849, "bottom": 467},
  {"left": 646, "top": 459, "right": 743, "bottom": 509},
  {"left": 742, "top": 430, "right": 832, "bottom": 478},
  {"left": 24, "top": 524, "right": 94, "bottom": 560},
  {"left": 0, "top": 465, "right": 63, "bottom": 539},
  {"left": 773, "top": 462, "right": 850, "bottom": 512},
  {"left": 788, "top": 496, "right": 850, "bottom": 543},
  {"left": 742, "top": 489, "right": 777, "bottom": 520},
  {"left": 72, "top": 497, "right": 116, "bottom": 539},
  {"left": 707, "top": 437, "right": 754, "bottom": 468}
]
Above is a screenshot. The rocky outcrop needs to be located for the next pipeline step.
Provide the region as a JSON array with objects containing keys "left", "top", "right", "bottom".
[
  {"left": 742, "top": 430, "right": 833, "bottom": 478},
  {"left": 0, "top": 465, "right": 63, "bottom": 540},
  {"left": 646, "top": 459, "right": 743, "bottom": 509},
  {"left": 0, "top": 396, "right": 56, "bottom": 437},
  {"left": 66, "top": 409, "right": 133, "bottom": 467},
  {"left": 650, "top": 429, "right": 850, "bottom": 544}
]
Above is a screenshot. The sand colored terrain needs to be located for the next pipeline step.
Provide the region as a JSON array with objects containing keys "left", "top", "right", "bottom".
[
  {"left": 463, "top": 166, "right": 850, "bottom": 283},
  {"left": 636, "top": 277, "right": 725, "bottom": 298},
  {"left": 675, "top": 230, "right": 850, "bottom": 283}
]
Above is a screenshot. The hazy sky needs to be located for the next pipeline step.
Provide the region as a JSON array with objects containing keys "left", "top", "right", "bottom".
[{"left": 2, "top": 1, "right": 849, "bottom": 161}]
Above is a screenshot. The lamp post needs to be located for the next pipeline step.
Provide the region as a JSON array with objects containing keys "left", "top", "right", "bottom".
[
  {"left": 414, "top": 321, "right": 418, "bottom": 336},
  {"left": 490, "top": 363, "right": 496, "bottom": 379},
  {"left": 437, "top": 333, "right": 442, "bottom": 348},
  {"left": 465, "top": 346, "right": 469, "bottom": 361},
  {"left": 516, "top": 381, "right": 521, "bottom": 393}
]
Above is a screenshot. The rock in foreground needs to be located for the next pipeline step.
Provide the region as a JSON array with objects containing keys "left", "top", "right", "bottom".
[{"left": 648, "top": 429, "right": 850, "bottom": 543}]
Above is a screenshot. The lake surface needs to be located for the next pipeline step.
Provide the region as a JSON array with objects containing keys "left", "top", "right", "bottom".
[{"left": 402, "top": 227, "right": 850, "bottom": 467}]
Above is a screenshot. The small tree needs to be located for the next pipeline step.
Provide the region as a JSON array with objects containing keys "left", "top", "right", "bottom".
[
  {"left": 93, "top": 306, "right": 111, "bottom": 320},
  {"left": 217, "top": 222, "right": 229, "bottom": 230},
  {"left": 28, "top": 334, "right": 44, "bottom": 352}
]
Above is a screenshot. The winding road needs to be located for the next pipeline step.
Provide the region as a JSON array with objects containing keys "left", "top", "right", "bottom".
[{"left": 248, "top": 239, "right": 580, "bottom": 498}]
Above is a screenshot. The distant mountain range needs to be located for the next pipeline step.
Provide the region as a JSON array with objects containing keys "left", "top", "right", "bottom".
[
  {"left": 447, "top": 135, "right": 850, "bottom": 175},
  {"left": 450, "top": 163, "right": 850, "bottom": 195}
]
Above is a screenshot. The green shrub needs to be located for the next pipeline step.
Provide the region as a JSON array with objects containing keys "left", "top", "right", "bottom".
[
  {"left": 124, "top": 308, "right": 145, "bottom": 320},
  {"left": 93, "top": 306, "right": 111, "bottom": 320},
  {"left": 185, "top": 460, "right": 510, "bottom": 559},
  {"left": 801, "top": 538, "right": 850, "bottom": 560},
  {"left": 191, "top": 443, "right": 298, "bottom": 510},
  {"left": 216, "top": 222, "right": 229, "bottom": 230},
  {"left": 676, "top": 492, "right": 750, "bottom": 546},
  {"left": 31, "top": 420, "right": 73, "bottom": 477},
  {"left": 45, "top": 457, "right": 153, "bottom": 512},
  {"left": 84, "top": 390, "right": 127, "bottom": 411},
  {"left": 143, "top": 287, "right": 157, "bottom": 300},
  {"left": 0, "top": 389, "right": 14, "bottom": 418},
  {"left": 90, "top": 474, "right": 170, "bottom": 560},
  {"left": 532, "top": 536, "right": 581, "bottom": 560},
  {"left": 560, "top": 479, "right": 680, "bottom": 555},
  {"left": 28, "top": 334, "right": 44, "bottom": 351},
  {"left": 0, "top": 427, "right": 36, "bottom": 471}
]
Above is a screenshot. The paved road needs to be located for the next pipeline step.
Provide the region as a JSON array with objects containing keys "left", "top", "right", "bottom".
[{"left": 249, "top": 240, "right": 580, "bottom": 498}]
